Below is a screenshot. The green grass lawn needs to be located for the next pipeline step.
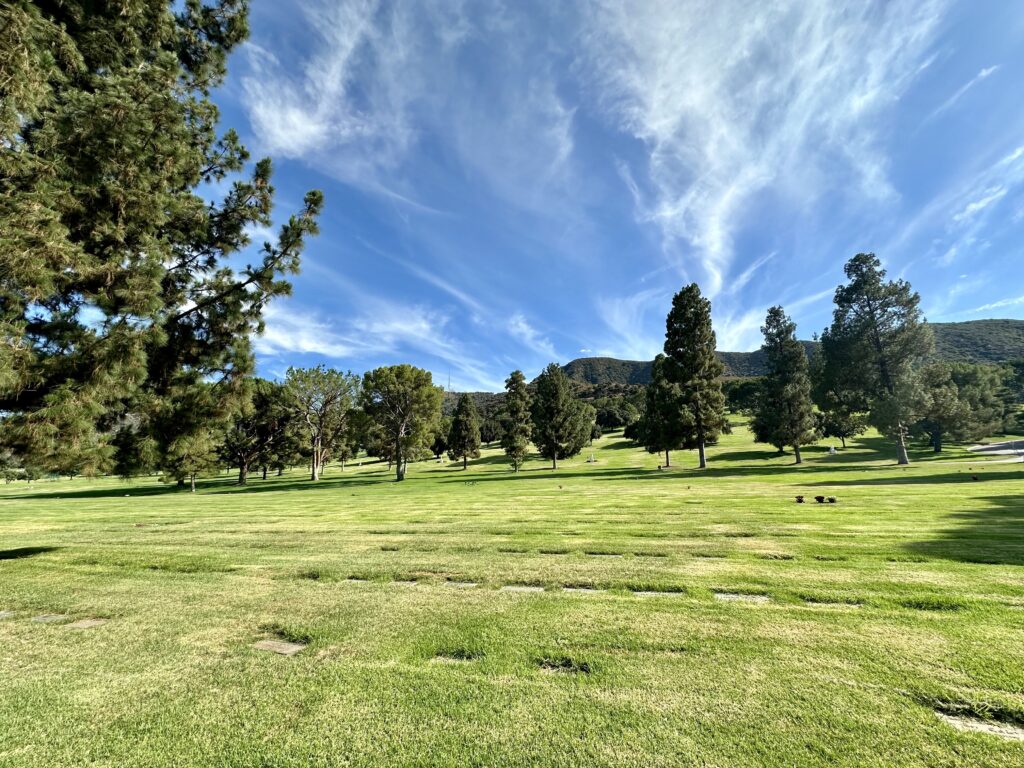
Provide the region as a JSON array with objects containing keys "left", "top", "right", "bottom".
[{"left": 1, "top": 422, "right": 1023, "bottom": 767}]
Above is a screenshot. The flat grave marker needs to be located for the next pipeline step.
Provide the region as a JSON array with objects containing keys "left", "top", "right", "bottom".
[
  {"left": 714, "top": 592, "right": 770, "bottom": 604},
  {"left": 66, "top": 618, "right": 108, "bottom": 629},
  {"left": 938, "top": 713, "right": 1024, "bottom": 741},
  {"left": 253, "top": 639, "right": 306, "bottom": 656}
]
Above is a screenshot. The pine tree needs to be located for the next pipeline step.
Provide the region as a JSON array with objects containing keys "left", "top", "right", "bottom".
[
  {"left": 821, "top": 254, "right": 933, "bottom": 464},
  {"left": 432, "top": 417, "right": 452, "bottom": 460},
  {"left": 951, "top": 363, "right": 1012, "bottom": 439},
  {"left": 751, "top": 307, "right": 819, "bottom": 463},
  {"left": 447, "top": 394, "right": 482, "bottom": 469},
  {"left": 912, "top": 363, "right": 969, "bottom": 453},
  {"left": 809, "top": 348, "right": 868, "bottom": 448},
  {"left": 0, "top": 2, "right": 322, "bottom": 474},
  {"left": 501, "top": 370, "right": 533, "bottom": 472},
  {"left": 663, "top": 284, "right": 727, "bottom": 469},
  {"left": 220, "top": 379, "right": 294, "bottom": 484},
  {"left": 165, "top": 429, "right": 221, "bottom": 493},
  {"left": 252, "top": 380, "right": 299, "bottom": 477},
  {"left": 531, "top": 364, "right": 593, "bottom": 470},
  {"left": 639, "top": 355, "right": 690, "bottom": 467},
  {"left": 360, "top": 365, "right": 443, "bottom": 481}
]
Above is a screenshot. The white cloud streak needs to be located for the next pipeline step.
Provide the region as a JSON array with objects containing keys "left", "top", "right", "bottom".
[
  {"left": 508, "top": 313, "right": 558, "bottom": 360},
  {"left": 240, "top": 1, "right": 575, "bottom": 212},
  {"left": 967, "top": 294, "right": 1024, "bottom": 314},
  {"left": 256, "top": 299, "right": 503, "bottom": 392},
  {"left": 579, "top": 1, "right": 948, "bottom": 297},
  {"left": 926, "top": 65, "right": 1000, "bottom": 122}
]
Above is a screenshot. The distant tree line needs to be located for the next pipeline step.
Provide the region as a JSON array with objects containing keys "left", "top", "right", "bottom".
[{"left": 626, "top": 253, "right": 1022, "bottom": 466}]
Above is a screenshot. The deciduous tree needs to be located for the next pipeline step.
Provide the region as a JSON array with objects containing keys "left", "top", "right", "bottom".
[
  {"left": 285, "top": 367, "right": 360, "bottom": 481},
  {"left": 360, "top": 365, "right": 443, "bottom": 481}
]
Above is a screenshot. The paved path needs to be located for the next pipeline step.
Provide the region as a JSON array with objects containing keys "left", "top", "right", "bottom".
[{"left": 967, "top": 439, "right": 1024, "bottom": 456}]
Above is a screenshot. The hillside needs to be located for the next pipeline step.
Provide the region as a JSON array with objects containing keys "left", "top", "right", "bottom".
[
  {"left": 931, "top": 319, "right": 1024, "bottom": 364},
  {"left": 561, "top": 357, "right": 654, "bottom": 386},
  {"left": 560, "top": 319, "right": 1024, "bottom": 385}
]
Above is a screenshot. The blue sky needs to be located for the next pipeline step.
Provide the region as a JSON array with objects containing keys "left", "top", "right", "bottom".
[{"left": 211, "top": 0, "right": 1024, "bottom": 391}]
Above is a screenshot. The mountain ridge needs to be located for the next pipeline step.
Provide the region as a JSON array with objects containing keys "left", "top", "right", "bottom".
[{"left": 561, "top": 319, "right": 1024, "bottom": 385}]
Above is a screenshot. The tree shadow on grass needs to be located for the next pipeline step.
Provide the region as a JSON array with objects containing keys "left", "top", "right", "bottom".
[
  {"left": 602, "top": 439, "right": 638, "bottom": 451},
  {"left": 0, "top": 546, "right": 60, "bottom": 560},
  {"left": 802, "top": 468, "right": 1024, "bottom": 487},
  {"left": 9, "top": 473, "right": 394, "bottom": 501},
  {"left": 905, "top": 494, "right": 1024, "bottom": 565},
  {"left": 212, "top": 476, "right": 391, "bottom": 495},
  {"left": 438, "top": 466, "right": 657, "bottom": 484}
]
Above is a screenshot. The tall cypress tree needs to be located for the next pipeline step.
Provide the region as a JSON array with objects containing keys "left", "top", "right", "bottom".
[
  {"left": 751, "top": 307, "right": 818, "bottom": 463},
  {"left": 663, "top": 284, "right": 727, "bottom": 469},
  {"left": 501, "top": 370, "right": 533, "bottom": 472},
  {"left": 531, "top": 363, "right": 592, "bottom": 470},
  {"left": 0, "top": 1, "right": 322, "bottom": 474},
  {"left": 447, "top": 394, "right": 482, "bottom": 470},
  {"left": 821, "top": 254, "right": 933, "bottom": 464}
]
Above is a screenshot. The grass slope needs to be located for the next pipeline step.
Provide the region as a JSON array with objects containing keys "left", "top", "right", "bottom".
[{"left": 1, "top": 423, "right": 1023, "bottom": 767}]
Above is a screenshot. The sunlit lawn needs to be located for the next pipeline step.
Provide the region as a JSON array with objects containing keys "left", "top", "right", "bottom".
[{"left": 1, "top": 421, "right": 1022, "bottom": 766}]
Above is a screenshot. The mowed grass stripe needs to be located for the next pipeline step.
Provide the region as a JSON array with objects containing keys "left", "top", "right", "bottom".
[{"left": 1, "top": 421, "right": 1022, "bottom": 766}]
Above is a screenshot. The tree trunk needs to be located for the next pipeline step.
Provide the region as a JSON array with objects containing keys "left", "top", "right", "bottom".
[
  {"left": 311, "top": 437, "right": 320, "bottom": 481},
  {"left": 552, "top": 454, "right": 558, "bottom": 470},
  {"left": 395, "top": 438, "right": 405, "bottom": 481},
  {"left": 697, "top": 441, "right": 707, "bottom": 469},
  {"left": 262, "top": 466, "right": 268, "bottom": 480},
  {"left": 189, "top": 473, "right": 196, "bottom": 493},
  {"left": 177, "top": 477, "right": 186, "bottom": 488},
  {"left": 793, "top": 444, "right": 802, "bottom": 465},
  {"left": 237, "top": 463, "right": 248, "bottom": 485},
  {"left": 463, "top": 455, "right": 468, "bottom": 470},
  {"left": 665, "top": 449, "right": 671, "bottom": 467},
  {"left": 840, "top": 436, "right": 846, "bottom": 448},
  {"left": 895, "top": 424, "right": 910, "bottom": 465},
  {"left": 277, "top": 467, "right": 284, "bottom": 476},
  {"left": 932, "top": 433, "right": 942, "bottom": 453}
]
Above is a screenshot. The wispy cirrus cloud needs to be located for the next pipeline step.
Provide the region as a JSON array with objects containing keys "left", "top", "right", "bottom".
[
  {"left": 925, "top": 65, "right": 1000, "bottom": 122},
  {"left": 889, "top": 145, "right": 1024, "bottom": 273},
  {"left": 256, "top": 297, "right": 503, "bottom": 392},
  {"left": 240, "top": 0, "right": 575, "bottom": 214},
  {"left": 594, "top": 287, "right": 669, "bottom": 360},
  {"left": 508, "top": 313, "right": 558, "bottom": 361},
  {"left": 578, "top": 0, "right": 948, "bottom": 297},
  {"left": 967, "top": 294, "right": 1024, "bottom": 314}
]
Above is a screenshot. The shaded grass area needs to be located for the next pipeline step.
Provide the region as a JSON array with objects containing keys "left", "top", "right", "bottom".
[{"left": 0, "top": 423, "right": 1022, "bottom": 766}]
